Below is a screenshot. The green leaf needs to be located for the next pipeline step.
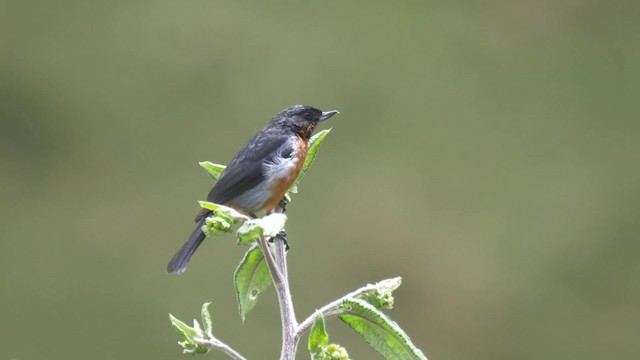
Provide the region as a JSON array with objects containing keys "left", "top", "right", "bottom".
[
  {"left": 169, "top": 313, "right": 210, "bottom": 355},
  {"left": 234, "top": 244, "right": 272, "bottom": 320},
  {"left": 290, "top": 128, "right": 331, "bottom": 193},
  {"left": 198, "top": 201, "right": 249, "bottom": 220},
  {"left": 198, "top": 200, "right": 224, "bottom": 212},
  {"left": 169, "top": 313, "right": 201, "bottom": 339},
  {"left": 201, "top": 302, "right": 213, "bottom": 338},
  {"left": 236, "top": 220, "right": 263, "bottom": 246},
  {"left": 202, "top": 215, "right": 232, "bottom": 236},
  {"left": 197, "top": 202, "right": 250, "bottom": 236},
  {"left": 357, "top": 277, "right": 402, "bottom": 310},
  {"left": 236, "top": 213, "right": 287, "bottom": 246},
  {"left": 199, "top": 161, "right": 226, "bottom": 181},
  {"left": 338, "top": 298, "right": 427, "bottom": 360},
  {"left": 259, "top": 213, "right": 287, "bottom": 238},
  {"left": 192, "top": 319, "right": 203, "bottom": 337},
  {"left": 309, "top": 312, "right": 329, "bottom": 353}
]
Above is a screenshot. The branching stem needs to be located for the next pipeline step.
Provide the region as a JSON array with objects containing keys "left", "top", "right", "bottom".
[
  {"left": 294, "top": 282, "right": 382, "bottom": 341},
  {"left": 194, "top": 337, "right": 247, "bottom": 360},
  {"left": 194, "top": 199, "right": 400, "bottom": 359},
  {"left": 260, "top": 200, "right": 386, "bottom": 358}
]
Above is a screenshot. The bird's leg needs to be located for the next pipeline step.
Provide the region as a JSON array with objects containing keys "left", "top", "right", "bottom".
[
  {"left": 278, "top": 198, "right": 288, "bottom": 213},
  {"left": 267, "top": 230, "right": 289, "bottom": 251},
  {"left": 265, "top": 197, "right": 289, "bottom": 249}
]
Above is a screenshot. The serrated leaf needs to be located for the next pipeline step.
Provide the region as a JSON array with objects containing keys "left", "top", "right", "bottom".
[
  {"left": 201, "top": 302, "right": 213, "bottom": 338},
  {"left": 199, "top": 161, "right": 226, "bottom": 181},
  {"left": 236, "top": 213, "right": 287, "bottom": 246},
  {"left": 338, "top": 298, "right": 427, "bottom": 360},
  {"left": 291, "top": 128, "right": 331, "bottom": 192},
  {"left": 309, "top": 312, "right": 329, "bottom": 353},
  {"left": 234, "top": 244, "right": 272, "bottom": 320}
]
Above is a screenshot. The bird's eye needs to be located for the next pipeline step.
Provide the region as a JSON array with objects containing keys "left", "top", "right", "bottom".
[
  {"left": 303, "top": 111, "right": 313, "bottom": 120},
  {"left": 282, "top": 148, "right": 293, "bottom": 158}
]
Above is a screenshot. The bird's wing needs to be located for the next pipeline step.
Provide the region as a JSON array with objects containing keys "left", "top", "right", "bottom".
[{"left": 206, "top": 130, "right": 291, "bottom": 207}]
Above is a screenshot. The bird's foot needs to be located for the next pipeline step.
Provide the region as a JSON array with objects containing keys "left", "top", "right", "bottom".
[{"left": 268, "top": 230, "right": 289, "bottom": 251}]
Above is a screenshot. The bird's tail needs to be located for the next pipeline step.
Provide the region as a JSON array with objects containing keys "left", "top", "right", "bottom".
[{"left": 167, "top": 217, "right": 207, "bottom": 274}]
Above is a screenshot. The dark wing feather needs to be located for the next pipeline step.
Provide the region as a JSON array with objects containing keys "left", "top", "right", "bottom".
[{"left": 206, "top": 128, "right": 290, "bottom": 207}]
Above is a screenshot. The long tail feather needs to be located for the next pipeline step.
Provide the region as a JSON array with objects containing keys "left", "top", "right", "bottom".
[{"left": 167, "top": 217, "right": 208, "bottom": 274}]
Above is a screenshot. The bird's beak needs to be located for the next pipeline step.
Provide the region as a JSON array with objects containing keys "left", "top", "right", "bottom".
[{"left": 319, "top": 110, "right": 340, "bottom": 122}]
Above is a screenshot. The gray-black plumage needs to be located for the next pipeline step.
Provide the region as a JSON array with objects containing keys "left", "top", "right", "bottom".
[{"left": 167, "top": 105, "right": 338, "bottom": 274}]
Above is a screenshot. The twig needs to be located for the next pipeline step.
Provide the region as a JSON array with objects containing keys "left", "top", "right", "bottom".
[
  {"left": 194, "top": 337, "right": 247, "bottom": 360},
  {"left": 259, "top": 199, "right": 384, "bottom": 358},
  {"left": 258, "top": 199, "right": 299, "bottom": 360},
  {"left": 257, "top": 233, "right": 283, "bottom": 283},
  {"left": 273, "top": 232, "right": 299, "bottom": 359},
  {"left": 294, "top": 282, "right": 383, "bottom": 340}
]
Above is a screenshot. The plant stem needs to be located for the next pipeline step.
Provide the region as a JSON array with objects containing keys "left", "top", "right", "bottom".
[
  {"left": 273, "top": 233, "right": 299, "bottom": 359},
  {"left": 260, "top": 199, "right": 385, "bottom": 358},
  {"left": 294, "top": 282, "right": 383, "bottom": 341},
  {"left": 257, "top": 230, "right": 299, "bottom": 360},
  {"left": 257, "top": 233, "right": 283, "bottom": 282},
  {"left": 195, "top": 338, "right": 247, "bottom": 360}
]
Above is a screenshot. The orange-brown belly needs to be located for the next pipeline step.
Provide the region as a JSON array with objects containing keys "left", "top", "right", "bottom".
[{"left": 262, "top": 138, "right": 307, "bottom": 212}]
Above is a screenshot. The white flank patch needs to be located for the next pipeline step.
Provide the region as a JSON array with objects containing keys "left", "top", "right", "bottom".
[{"left": 262, "top": 139, "right": 298, "bottom": 181}]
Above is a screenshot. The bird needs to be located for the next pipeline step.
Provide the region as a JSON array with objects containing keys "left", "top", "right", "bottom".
[{"left": 167, "top": 105, "right": 339, "bottom": 274}]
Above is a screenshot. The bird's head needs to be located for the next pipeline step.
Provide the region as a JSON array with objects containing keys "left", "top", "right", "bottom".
[{"left": 272, "top": 105, "right": 339, "bottom": 139}]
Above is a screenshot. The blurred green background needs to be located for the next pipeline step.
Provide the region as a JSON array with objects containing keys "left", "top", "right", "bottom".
[{"left": 2, "top": 1, "right": 639, "bottom": 359}]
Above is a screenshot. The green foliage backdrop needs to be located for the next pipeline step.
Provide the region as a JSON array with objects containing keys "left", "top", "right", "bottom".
[{"left": 2, "top": 1, "right": 639, "bottom": 359}]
